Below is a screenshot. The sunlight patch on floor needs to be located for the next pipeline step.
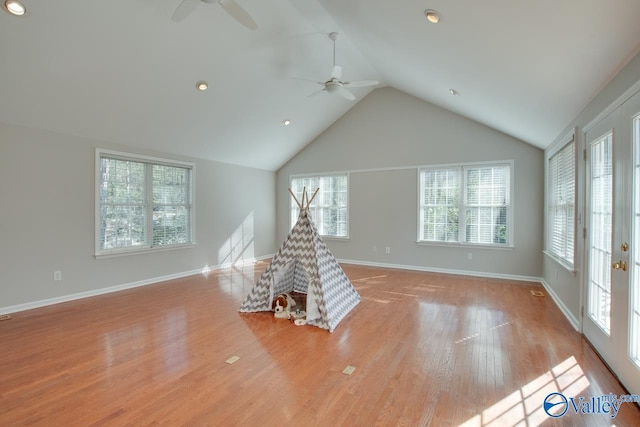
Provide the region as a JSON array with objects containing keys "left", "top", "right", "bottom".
[
  {"left": 458, "top": 356, "right": 590, "bottom": 426},
  {"left": 216, "top": 267, "right": 256, "bottom": 299},
  {"left": 201, "top": 265, "right": 212, "bottom": 276}
]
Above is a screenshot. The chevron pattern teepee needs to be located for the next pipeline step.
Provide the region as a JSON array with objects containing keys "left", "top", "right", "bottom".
[{"left": 239, "top": 188, "right": 361, "bottom": 332}]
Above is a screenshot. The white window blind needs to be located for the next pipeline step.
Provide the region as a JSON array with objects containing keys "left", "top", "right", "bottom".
[
  {"left": 421, "top": 169, "right": 459, "bottom": 242},
  {"left": 419, "top": 163, "right": 512, "bottom": 246},
  {"left": 96, "top": 150, "right": 194, "bottom": 256},
  {"left": 464, "top": 165, "right": 510, "bottom": 245},
  {"left": 547, "top": 139, "right": 575, "bottom": 267},
  {"left": 290, "top": 174, "right": 348, "bottom": 237}
]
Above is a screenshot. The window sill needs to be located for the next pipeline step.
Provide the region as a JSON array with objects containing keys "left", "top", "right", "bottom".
[
  {"left": 321, "top": 236, "right": 350, "bottom": 242},
  {"left": 543, "top": 250, "right": 576, "bottom": 274},
  {"left": 416, "top": 241, "right": 513, "bottom": 250},
  {"left": 95, "top": 243, "right": 196, "bottom": 259}
]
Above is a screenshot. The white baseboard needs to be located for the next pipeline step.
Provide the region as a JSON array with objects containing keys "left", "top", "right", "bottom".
[
  {"left": 337, "top": 258, "right": 543, "bottom": 283},
  {"left": 0, "top": 254, "right": 273, "bottom": 316},
  {"left": 539, "top": 279, "right": 580, "bottom": 331}
]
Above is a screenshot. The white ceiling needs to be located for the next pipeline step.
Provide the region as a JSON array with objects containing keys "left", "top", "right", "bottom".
[{"left": 2, "top": 0, "right": 639, "bottom": 171}]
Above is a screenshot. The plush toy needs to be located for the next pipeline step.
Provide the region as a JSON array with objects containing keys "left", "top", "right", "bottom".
[{"left": 272, "top": 293, "right": 296, "bottom": 318}]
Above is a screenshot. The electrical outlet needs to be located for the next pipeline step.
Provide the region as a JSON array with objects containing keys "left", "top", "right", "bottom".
[
  {"left": 385, "top": 247, "right": 391, "bottom": 254},
  {"left": 467, "top": 253, "right": 472, "bottom": 260},
  {"left": 225, "top": 356, "right": 240, "bottom": 364},
  {"left": 372, "top": 245, "right": 377, "bottom": 252},
  {"left": 53, "top": 271, "right": 62, "bottom": 281}
]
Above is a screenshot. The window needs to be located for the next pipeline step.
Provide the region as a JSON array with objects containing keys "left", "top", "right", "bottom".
[
  {"left": 418, "top": 163, "right": 512, "bottom": 246},
  {"left": 96, "top": 150, "right": 194, "bottom": 256},
  {"left": 547, "top": 137, "right": 575, "bottom": 268},
  {"left": 587, "top": 133, "right": 613, "bottom": 333},
  {"left": 290, "top": 174, "right": 348, "bottom": 237},
  {"left": 630, "top": 116, "right": 640, "bottom": 366}
]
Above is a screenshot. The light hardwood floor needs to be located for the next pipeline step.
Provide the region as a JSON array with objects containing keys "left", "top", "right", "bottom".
[{"left": 1, "top": 263, "right": 639, "bottom": 426}]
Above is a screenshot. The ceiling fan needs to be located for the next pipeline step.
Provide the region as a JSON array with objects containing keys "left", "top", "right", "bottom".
[
  {"left": 172, "top": 0, "right": 257, "bottom": 31},
  {"left": 295, "top": 32, "right": 378, "bottom": 101}
]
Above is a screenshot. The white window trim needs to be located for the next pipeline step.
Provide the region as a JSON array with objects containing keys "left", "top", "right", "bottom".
[
  {"left": 289, "top": 172, "right": 350, "bottom": 239},
  {"left": 543, "top": 129, "right": 576, "bottom": 272},
  {"left": 94, "top": 149, "right": 196, "bottom": 258},
  {"left": 416, "top": 160, "right": 515, "bottom": 249}
]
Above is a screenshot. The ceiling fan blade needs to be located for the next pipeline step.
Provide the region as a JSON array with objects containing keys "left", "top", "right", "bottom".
[
  {"left": 292, "top": 77, "right": 325, "bottom": 85},
  {"left": 344, "top": 80, "right": 379, "bottom": 88},
  {"left": 172, "top": 0, "right": 201, "bottom": 22},
  {"left": 331, "top": 65, "right": 342, "bottom": 80},
  {"left": 308, "top": 89, "right": 327, "bottom": 98},
  {"left": 335, "top": 86, "right": 355, "bottom": 101},
  {"left": 218, "top": 0, "right": 258, "bottom": 30}
]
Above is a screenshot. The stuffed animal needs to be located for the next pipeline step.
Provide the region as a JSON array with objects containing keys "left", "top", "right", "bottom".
[{"left": 272, "top": 293, "right": 296, "bottom": 318}]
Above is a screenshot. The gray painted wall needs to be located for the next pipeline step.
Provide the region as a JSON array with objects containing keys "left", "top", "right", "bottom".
[
  {"left": 0, "top": 122, "right": 276, "bottom": 310},
  {"left": 543, "top": 51, "right": 640, "bottom": 325},
  {"left": 277, "top": 87, "right": 544, "bottom": 278}
]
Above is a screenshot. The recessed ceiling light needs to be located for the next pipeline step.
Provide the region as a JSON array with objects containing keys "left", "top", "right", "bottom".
[
  {"left": 424, "top": 9, "right": 440, "bottom": 24},
  {"left": 196, "top": 81, "right": 208, "bottom": 91},
  {"left": 4, "top": 0, "right": 26, "bottom": 16},
  {"left": 282, "top": 119, "right": 291, "bottom": 126},
  {"left": 449, "top": 89, "right": 459, "bottom": 96}
]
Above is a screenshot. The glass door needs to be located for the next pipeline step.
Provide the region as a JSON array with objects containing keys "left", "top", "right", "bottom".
[{"left": 583, "top": 90, "right": 640, "bottom": 396}]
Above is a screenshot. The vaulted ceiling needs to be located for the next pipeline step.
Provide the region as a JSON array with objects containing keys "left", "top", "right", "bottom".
[{"left": 2, "top": 0, "right": 639, "bottom": 170}]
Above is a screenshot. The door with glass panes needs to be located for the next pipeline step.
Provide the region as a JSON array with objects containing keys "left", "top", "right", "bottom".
[{"left": 583, "top": 89, "right": 640, "bottom": 395}]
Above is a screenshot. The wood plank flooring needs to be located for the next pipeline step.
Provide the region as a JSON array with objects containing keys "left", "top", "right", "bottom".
[{"left": 1, "top": 263, "right": 639, "bottom": 426}]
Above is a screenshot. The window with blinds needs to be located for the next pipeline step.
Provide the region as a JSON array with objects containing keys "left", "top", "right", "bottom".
[
  {"left": 547, "top": 139, "right": 575, "bottom": 268},
  {"left": 290, "top": 174, "right": 348, "bottom": 237},
  {"left": 96, "top": 150, "right": 194, "bottom": 256},
  {"left": 419, "top": 163, "right": 512, "bottom": 246}
]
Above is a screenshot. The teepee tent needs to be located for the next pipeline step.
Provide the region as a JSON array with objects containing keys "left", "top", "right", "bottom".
[{"left": 239, "top": 188, "right": 361, "bottom": 332}]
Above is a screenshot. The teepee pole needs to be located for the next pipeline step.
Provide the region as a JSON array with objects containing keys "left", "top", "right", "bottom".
[
  {"left": 288, "top": 188, "right": 302, "bottom": 210},
  {"left": 302, "top": 187, "right": 307, "bottom": 210},
  {"left": 307, "top": 188, "right": 320, "bottom": 206}
]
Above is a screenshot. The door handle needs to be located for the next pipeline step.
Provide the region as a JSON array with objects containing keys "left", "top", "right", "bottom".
[{"left": 612, "top": 261, "right": 627, "bottom": 271}]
